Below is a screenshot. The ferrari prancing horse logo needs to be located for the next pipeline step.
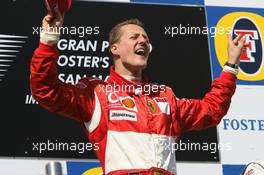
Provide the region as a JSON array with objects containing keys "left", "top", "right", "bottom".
[{"left": 147, "top": 100, "right": 157, "bottom": 113}]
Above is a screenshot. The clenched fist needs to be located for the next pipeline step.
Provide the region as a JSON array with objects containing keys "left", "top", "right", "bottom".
[
  {"left": 40, "top": 11, "right": 64, "bottom": 45},
  {"left": 42, "top": 11, "right": 64, "bottom": 34}
]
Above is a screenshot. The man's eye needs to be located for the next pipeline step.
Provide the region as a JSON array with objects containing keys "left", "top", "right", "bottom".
[{"left": 130, "top": 36, "right": 137, "bottom": 39}]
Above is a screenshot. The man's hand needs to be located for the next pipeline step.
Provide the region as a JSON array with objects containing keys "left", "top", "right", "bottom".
[
  {"left": 42, "top": 11, "right": 64, "bottom": 34},
  {"left": 40, "top": 11, "right": 64, "bottom": 45},
  {"left": 227, "top": 33, "right": 245, "bottom": 65}
]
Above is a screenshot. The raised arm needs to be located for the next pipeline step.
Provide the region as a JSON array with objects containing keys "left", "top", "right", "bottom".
[
  {"left": 170, "top": 34, "right": 245, "bottom": 132},
  {"left": 30, "top": 11, "right": 96, "bottom": 122}
]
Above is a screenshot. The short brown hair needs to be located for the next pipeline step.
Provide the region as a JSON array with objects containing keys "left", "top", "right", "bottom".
[{"left": 109, "top": 19, "right": 145, "bottom": 54}]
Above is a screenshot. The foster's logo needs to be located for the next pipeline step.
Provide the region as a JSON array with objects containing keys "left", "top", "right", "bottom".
[{"left": 215, "top": 12, "right": 264, "bottom": 83}]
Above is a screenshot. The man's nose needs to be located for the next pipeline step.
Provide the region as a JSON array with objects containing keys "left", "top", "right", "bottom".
[{"left": 138, "top": 35, "right": 147, "bottom": 44}]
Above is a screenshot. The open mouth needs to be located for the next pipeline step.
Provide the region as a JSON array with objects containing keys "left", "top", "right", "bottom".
[{"left": 135, "top": 48, "right": 147, "bottom": 56}]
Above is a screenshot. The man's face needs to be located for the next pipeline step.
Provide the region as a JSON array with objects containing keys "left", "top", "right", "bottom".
[{"left": 111, "top": 24, "right": 150, "bottom": 71}]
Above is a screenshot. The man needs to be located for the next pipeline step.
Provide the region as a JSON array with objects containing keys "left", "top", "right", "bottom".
[{"left": 30, "top": 9, "right": 245, "bottom": 175}]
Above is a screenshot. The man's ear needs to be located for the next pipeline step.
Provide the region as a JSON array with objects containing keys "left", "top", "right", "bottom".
[{"left": 110, "top": 44, "right": 118, "bottom": 55}]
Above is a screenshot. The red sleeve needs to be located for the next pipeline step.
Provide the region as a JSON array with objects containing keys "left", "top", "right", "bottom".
[
  {"left": 30, "top": 42, "right": 97, "bottom": 122},
  {"left": 169, "top": 71, "right": 236, "bottom": 132}
]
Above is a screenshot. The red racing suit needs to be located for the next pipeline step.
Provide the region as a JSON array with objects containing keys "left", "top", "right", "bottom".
[{"left": 30, "top": 43, "right": 236, "bottom": 175}]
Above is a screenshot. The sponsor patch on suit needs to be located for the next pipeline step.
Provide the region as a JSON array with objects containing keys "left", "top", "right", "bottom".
[{"left": 110, "top": 110, "right": 137, "bottom": 121}]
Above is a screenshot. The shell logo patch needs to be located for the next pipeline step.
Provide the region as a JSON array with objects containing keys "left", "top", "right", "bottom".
[{"left": 122, "top": 98, "right": 135, "bottom": 109}]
